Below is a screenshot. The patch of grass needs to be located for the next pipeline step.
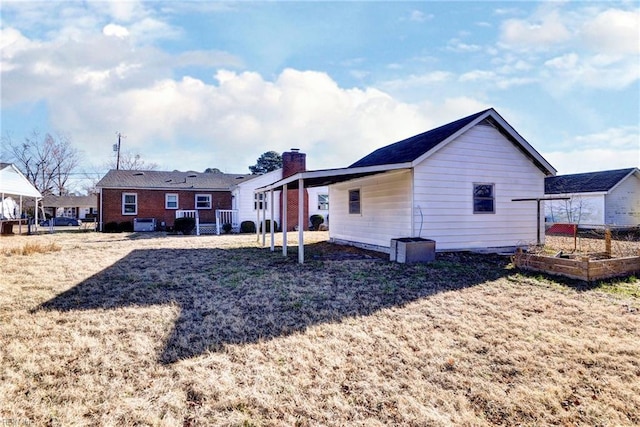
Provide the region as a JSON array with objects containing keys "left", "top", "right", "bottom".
[
  {"left": 0, "top": 232, "right": 638, "bottom": 426},
  {"left": 594, "top": 276, "right": 640, "bottom": 300},
  {"left": 2, "top": 241, "right": 61, "bottom": 256}
]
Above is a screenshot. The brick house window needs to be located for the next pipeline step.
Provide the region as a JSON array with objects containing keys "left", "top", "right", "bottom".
[
  {"left": 165, "top": 193, "right": 178, "bottom": 209},
  {"left": 349, "top": 189, "right": 360, "bottom": 214},
  {"left": 473, "top": 183, "right": 495, "bottom": 214},
  {"left": 318, "top": 194, "right": 329, "bottom": 210},
  {"left": 195, "top": 194, "right": 212, "bottom": 209},
  {"left": 122, "top": 193, "right": 137, "bottom": 215}
]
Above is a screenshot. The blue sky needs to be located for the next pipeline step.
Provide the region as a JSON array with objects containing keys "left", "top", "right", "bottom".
[{"left": 1, "top": 1, "right": 638, "bottom": 191}]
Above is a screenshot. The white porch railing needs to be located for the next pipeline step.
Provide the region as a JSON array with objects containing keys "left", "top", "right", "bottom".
[
  {"left": 215, "top": 209, "right": 239, "bottom": 235},
  {"left": 176, "top": 209, "right": 200, "bottom": 235}
]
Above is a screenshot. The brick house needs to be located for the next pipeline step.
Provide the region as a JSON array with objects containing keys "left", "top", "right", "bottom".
[
  {"left": 96, "top": 149, "right": 327, "bottom": 232},
  {"left": 96, "top": 169, "right": 252, "bottom": 231}
]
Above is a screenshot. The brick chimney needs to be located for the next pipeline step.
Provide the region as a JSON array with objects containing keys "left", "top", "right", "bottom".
[
  {"left": 281, "top": 149, "right": 309, "bottom": 231},
  {"left": 282, "top": 148, "right": 306, "bottom": 178}
]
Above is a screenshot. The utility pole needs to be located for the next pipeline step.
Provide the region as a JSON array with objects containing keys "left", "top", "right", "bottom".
[{"left": 114, "top": 132, "right": 126, "bottom": 170}]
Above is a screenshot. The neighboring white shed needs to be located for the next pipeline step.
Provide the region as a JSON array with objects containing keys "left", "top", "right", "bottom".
[
  {"left": 232, "top": 169, "right": 283, "bottom": 228},
  {"left": 232, "top": 167, "right": 329, "bottom": 230},
  {"left": 545, "top": 168, "right": 640, "bottom": 227},
  {"left": 0, "top": 163, "right": 43, "bottom": 233}
]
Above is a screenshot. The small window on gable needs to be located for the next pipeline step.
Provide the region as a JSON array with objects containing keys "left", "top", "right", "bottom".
[
  {"left": 195, "top": 194, "right": 212, "bottom": 209},
  {"left": 122, "top": 193, "right": 137, "bottom": 215},
  {"left": 473, "top": 183, "right": 495, "bottom": 214},
  {"left": 318, "top": 194, "right": 329, "bottom": 210},
  {"left": 348, "top": 189, "right": 361, "bottom": 214},
  {"left": 165, "top": 193, "right": 178, "bottom": 209}
]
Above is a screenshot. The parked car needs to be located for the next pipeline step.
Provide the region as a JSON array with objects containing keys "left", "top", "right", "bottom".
[{"left": 40, "top": 217, "right": 81, "bottom": 226}]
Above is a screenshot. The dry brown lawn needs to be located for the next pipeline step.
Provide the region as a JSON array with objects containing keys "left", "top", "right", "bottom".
[{"left": 1, "top": 231, "right": 638, "bottom": 426}]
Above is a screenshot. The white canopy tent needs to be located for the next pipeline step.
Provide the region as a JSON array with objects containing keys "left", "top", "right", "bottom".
[{"left": 0, "top": 163, "right": 43, "bottom": 234}]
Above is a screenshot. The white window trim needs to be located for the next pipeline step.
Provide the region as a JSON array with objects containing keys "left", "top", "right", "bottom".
[
  {"left": 473, "top": 182, "right": 495, "bottom": 214},
  {"left": 122, "top": 192, "right": 138, "bottom": 215},
  {"left": 318, "top": 194, "right": 329, "bottom": 210},
  {"left": 348, "top": 188, "right": 361, "bottom": 215},
  {"left": 254, "top": 193, "right": 267, "bottom": 211},
  {"left": 195, "top": 193, "right": 212, "bottom": 210},
  {"left": 165, "top": 193, "right": 179, "bottom": 210}
]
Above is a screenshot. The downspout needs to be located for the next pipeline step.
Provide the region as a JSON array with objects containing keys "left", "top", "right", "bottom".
[
  {"left": 411, "top": 168, "right": 415, "bottom": 237},
  {"left": 99, "top": 188, "right": 104, "bottom": 232}
]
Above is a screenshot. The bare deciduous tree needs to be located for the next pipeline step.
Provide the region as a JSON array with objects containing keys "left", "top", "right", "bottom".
[
  {"left": 106, "top": 151, "right": 158, "bottom": 171},
  {"left": 2, "top": 130, "right": 81, "bottom": 196}
]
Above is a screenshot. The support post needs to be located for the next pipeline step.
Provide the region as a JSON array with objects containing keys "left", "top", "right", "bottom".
[
  {"left": 261, "top": 192, "right": 266, "bottom": 247},
  {"left": 298, "top": 178, "right": 304, "bottom": 264},
  {"left": 605, "top": 228, "right": 611, "bottom": 257},
  {"left": 282, "top": 184, "right": 288, "bottom": 257},
  {"left": 270, "top": 189, "right": 275, "bottom": 252},
  {"left": 256, "top": 195, "right": 260, "bottom": 243}
]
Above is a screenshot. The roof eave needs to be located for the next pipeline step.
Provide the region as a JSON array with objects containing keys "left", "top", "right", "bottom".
[
  {"left": 410, "top": 108, "right": 557, "bottom": 176},
  {"left": 254, "top": 162, "right": 413, "bottom": 193}
]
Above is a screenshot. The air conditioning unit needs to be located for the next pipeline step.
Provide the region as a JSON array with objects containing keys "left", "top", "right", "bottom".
[{"left": 133, "top": 218, "right": 156, "bottom": 232}]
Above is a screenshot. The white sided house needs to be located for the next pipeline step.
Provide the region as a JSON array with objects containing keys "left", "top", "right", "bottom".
[
  {"left": 545, "top": 168, "right": 640, "bottom": 227},
  {"left": 256, "top": 108, "right": 556, "bottom": 260},
  {"left": 232, "top": 161, "right": 329, "bottom": 231}
]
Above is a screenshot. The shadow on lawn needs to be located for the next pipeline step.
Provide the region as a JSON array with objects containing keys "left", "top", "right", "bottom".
[{"left": 36, "top": 243, "right": 512, "bottom": 363}]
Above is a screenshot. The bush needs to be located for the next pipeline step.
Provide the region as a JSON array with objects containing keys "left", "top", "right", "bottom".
[
  {"left": 310, "top": 214, "right": 324, "bottom": 231},
  {"left": 119, "top": 221, "right": 133, "bottom": 232},
  {"left": 240, "top": 221, "right": 256, "bottom": 234},
  {"left": 174, "top": 217, "right": 196, "bottom": 235},
  {"left": 259, "top": 219, "right": 278, "bottom": 232},
  {"left": 104, "top": 222, "right": 120, "bottom": 233},
  {"left": 222, "top": 223, "right": 233, "bottom": 234}
]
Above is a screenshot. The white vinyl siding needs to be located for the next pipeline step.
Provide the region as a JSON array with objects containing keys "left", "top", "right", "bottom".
[
  {"left": 307, "top": 187, "right": 329, "bottom": 225},
  {"left": 412, "top": 124, "right": 546, "bottom": 250},
  {"left": 232, "top": 170, "right": 282, "bottom": 226},
  {"left": 329, "top": 170, "right": 412, "bottom": 249},
  {"left": 545, "top": 194, "right": 605, "bottom": 225},
  {"left": 605, "top": 174, "right": 640, "bottom": 226}
]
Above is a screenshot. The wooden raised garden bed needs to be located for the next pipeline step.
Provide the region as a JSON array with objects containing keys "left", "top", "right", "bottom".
[{"left": 513, "top": 249, "right": 640, "bottom": 282}]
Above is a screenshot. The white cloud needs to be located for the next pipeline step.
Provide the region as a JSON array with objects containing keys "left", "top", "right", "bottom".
[
  {"left": 500, "top": 10, "right": 571, "bottom": 49},
  {"left": 408, "top": 10, "right": 433, "bottom": 23},
  {"left": 543, "top": 53, "right": 639, "bottom": 91},
  {"left": 103, "top": 24, "right": 130, "bottom": 39},
  {"left": 380, "top": 71, "right": 453, "bottom": 92},
  {"left": 581, "top": 8, "right": 640, "bottom": 55},
  {"left": 446, "top": 38, "right": 482, "bottom": 53},
  {"left": 459, "top": 70, "right": 495, "bottom": 82},
  {"left": 32, "top": 66, "right": 494, "bottom": 174},
  {"left": 544, "top": 149, "right": 639, "bottom": 175},
  {"left": 544, "top": 125, "right": 640, "bottom": 174}
]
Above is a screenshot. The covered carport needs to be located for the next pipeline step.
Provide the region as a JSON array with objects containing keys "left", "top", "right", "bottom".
[
  {"left": 254, "top": 163, "right": 411, "bottom": 263},
  {"left": 0, "top": 163, "right": 43, "bottom": 235}
]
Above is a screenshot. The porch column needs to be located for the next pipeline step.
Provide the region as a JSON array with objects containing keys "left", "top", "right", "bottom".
[
  {"left": 270, "top": 189, "right": 275, "bottom": 252},
  {"left": 256, "top": 194, "right": 260, "bottom": 243},
  {"left": 282, "top": 184, "right": 288, "bottom": 257},
  {"left": 261, "top": 191, "right": 267, "bottom": 247},
  {"left": 298, "top": 178, "right": 304, "bottom": 264}
]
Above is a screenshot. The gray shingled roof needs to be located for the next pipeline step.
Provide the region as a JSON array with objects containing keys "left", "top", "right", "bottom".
[
  {"left": 42, "top": 195, "right": 97, "bottom": 207},
  {"left": 545, "top": 168, "right": 638, "bottom": 194},
  {"left": 350, "top": 109, "right": 490, "bottom": 168},
  {"left": 96, "top": 169, "right": 253, "bottom": 190}
]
